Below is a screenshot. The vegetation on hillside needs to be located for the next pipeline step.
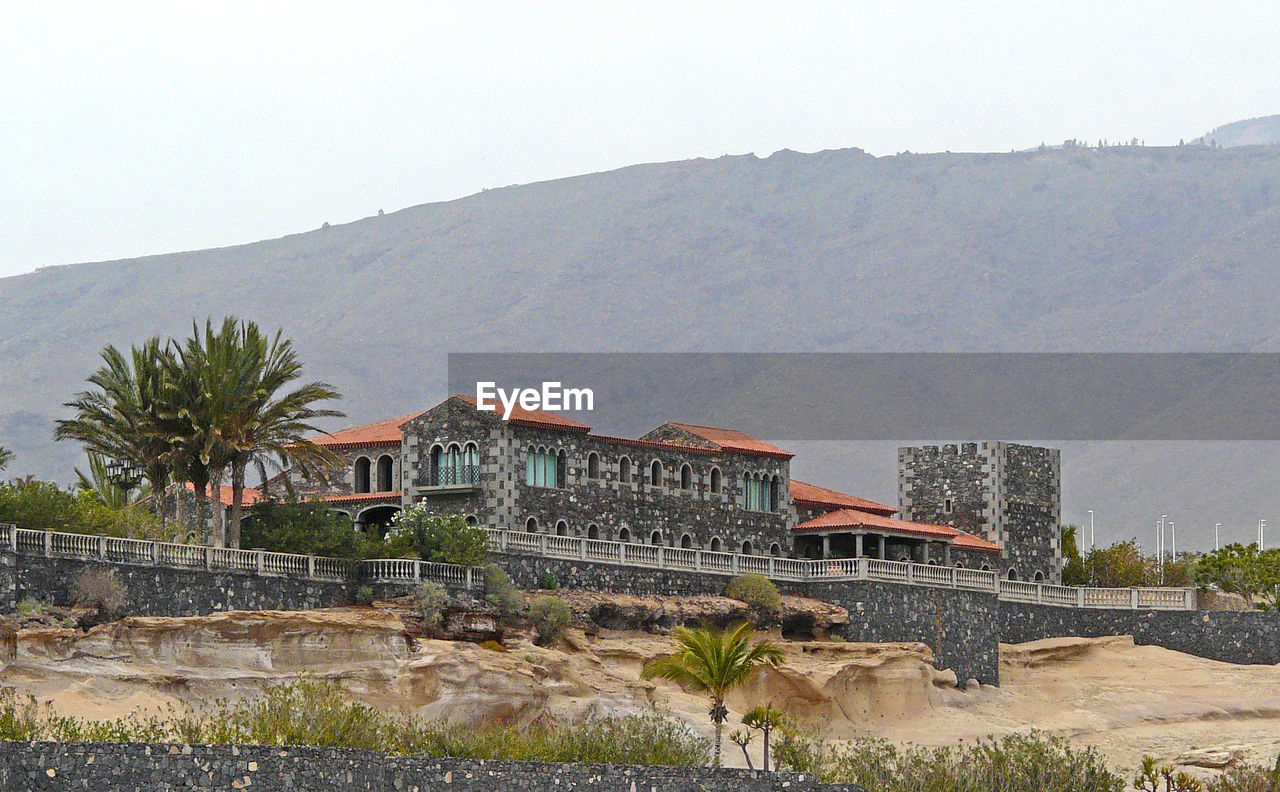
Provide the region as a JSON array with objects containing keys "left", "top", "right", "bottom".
[
  {"left": 0, "top": 680, "right": 710, "bottom": 766},
  {"left": 53, "top": 317, "right": 342, "bottom": 548},
  {"left": 1196, "top": 543, "right": 1280, "bottom": 609},
  {"left": 0, "top": 478, "right": 163, "bottom": 539}
]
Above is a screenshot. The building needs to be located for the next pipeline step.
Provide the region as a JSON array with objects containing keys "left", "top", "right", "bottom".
[{"left": 279, "top": 395, "right": 1063, "bottom": 579}]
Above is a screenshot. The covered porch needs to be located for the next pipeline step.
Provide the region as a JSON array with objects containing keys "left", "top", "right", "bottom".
[{"left": 791, "top": 507, "right": 985, "bottom": 565}]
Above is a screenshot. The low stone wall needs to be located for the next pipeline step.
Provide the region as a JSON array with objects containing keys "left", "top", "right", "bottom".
[
  {"left": 495, "top": 551, "right": 1001, "bottom": 684},
  {"left": 0, "top": 742, "right": 866, "bottom": 792},
  {"left": 0, "top": 553, "right": 356, "bottom": 617},
  {"left": 997, "top": 601, "right": 1280, "bottom": 665}
]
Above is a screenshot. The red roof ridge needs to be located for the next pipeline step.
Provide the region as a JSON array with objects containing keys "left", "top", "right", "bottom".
[
  {"left": 792, "top": 507, "right": 1003, "bottom": 552},
  {"left": 661, "top": 422, "right": 793, "bottom": 459},
  {"left": 790, "top": 479, "right": 897, "bottom": 515},
  {"left": 314, "top": 410, "right": 427, "bottom": 447},
  {"left": 454, "top": 394, "right": 591, "bottom": 432}
]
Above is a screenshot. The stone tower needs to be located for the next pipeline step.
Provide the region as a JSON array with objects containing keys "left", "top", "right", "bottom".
[{"left": 897, "top": 442, "right": 1062, "bottom": 583}]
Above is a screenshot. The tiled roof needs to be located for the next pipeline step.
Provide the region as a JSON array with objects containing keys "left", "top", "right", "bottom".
[
  {"left": 792, "top": 507, "right": 1003, "bottom": 552},
  {"left": 455, "top": 395, "right": 591, "bottom": 432},
  {"left": 185, "top": 482, "right": 264, "bottom": 508},
  {"left": 314, "top": 411, "right": 426, "bottom": 448},
  {"left": 316, "top": 491, "right": 402, "bottom": 504},
  {"left": 791, "top": 479, "right": 896, "bottom": 515},
  {"left": 664, "top": 423, "right": 793, "bottom": 459}
]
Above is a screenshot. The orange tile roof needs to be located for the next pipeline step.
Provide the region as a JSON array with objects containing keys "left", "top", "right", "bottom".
[
  {"left": 791, "top": 479, "right": 896, "bottom": 515},
  {"left": 314, "top": 411, "right": 427, "bottom": 448},
  {"left": 455, "top": 394, "right": 591, "bottom": 432},
  {"left": 792, "top": 507, "right": 1002, "bottom": 552},
  {"left": 664, "top": 423, "right": 793, "bottom": 459},
  {"left": 185, "top": 482, "right": 264, "bottom": 507},
  {"left": 315, "top": 491, "right": 402, "bottom": 504}
]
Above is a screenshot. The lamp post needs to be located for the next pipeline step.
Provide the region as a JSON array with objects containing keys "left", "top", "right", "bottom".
[
  {"left": 1159, "top": 514, "right": 1168, "bottom": 585},
  {"left": 1260, "top": 519, "right": 1268, "bottom": 551},
  {"left": 1170, "top": 521, "right": 1175, "bottom": 562},
  {"left": 1087, "top": 510, "right": 1094, "bottom": 551},
  {"left": 1215, "top": 523, "right": 1221, "bottom": 551},
  {"left": 105, "top": 457, "right": 143, "bottom": 501}
]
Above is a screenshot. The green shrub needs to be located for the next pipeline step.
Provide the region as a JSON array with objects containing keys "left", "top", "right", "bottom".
[
  {"left": 392, "top": 506, "right": 488, "bottom": 567},
  {"left": 355, "top": 586, "right": 375, "bottom": 606},
  {"left": 1207, "top": 756, "right": 1280, "bottom": 791},
  {"left": 725, "top": 573, "right": 782, "bottom": 614},
  {"left": 483, "top": 565, "right": 524, "bottom": 621},
  {"left": 528, "top": 595, "right": 572, "bottom": 646},
  {"left": 415, "top": 582, "right": 449, "bottom": 630},
  {"left": 16, "top": 597, "right": 50, "bottom": 619},
  {"left": 0, "top": 480, "right": 160, "bottom": 539},
  {"left": 242, "top": 499, "right": 365, "bottom": 558},
  {"left": 777, "top": 732, "right": 1124, "bottom": 792},
  {"left": 538, "top": 571, "right": 560, "bottom": 590},
  {"left": 71, "top": 567, "right": 127, "bottom": 623}
]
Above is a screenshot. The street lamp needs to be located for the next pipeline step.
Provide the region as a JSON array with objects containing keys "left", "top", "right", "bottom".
[
  {"left": 1215, "top": 523, "right": 1221, "bottom": 551},
  {"left": 105, "top": 457, "right": 143, "bottom": 500},
  {"left": 1087, "top": 510, "right": 1094, "bottom": 551},
  {"left": 1170, "top": 521, "right": 1175, "bottom": 561},
  {"left": 1261, "top": 520, "right": 1268, "bottom": 551}
]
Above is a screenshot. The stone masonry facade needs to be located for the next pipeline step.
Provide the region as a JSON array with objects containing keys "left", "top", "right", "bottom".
[{"left": 899, "top": 442, "right": 1062, "bottom": 583}]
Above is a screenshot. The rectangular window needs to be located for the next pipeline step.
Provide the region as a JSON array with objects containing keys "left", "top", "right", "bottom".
[
  {"left": 526, "top": 450, "right": 559, "bottom": 488},
  {"left": 743, "top": 478, "right": 770, "bottom": 512}
]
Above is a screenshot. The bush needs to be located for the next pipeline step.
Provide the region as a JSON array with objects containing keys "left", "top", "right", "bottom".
[
  {"left": 777, "top": 732, "right": 1124, "bottom": 792},
  {"left": 538, "top": 571, "right": 560, "bottom": 590},
  {"left": 483, "top": 565, "right": 525, "bottom": 621},
  {"left": 528, "top": 595, "right": 572, "bottom": 646},
  {"left": 71, "top": 567, "right": 127, "bottom": 624},
  {"left": 392, "top": 506, "right": 488, "bottom": 567},
  {"left": 1207, "top": 756, "right": 1280, "bottom": 791},
  {"left": 0, "top": 480, "right": 160, "bottom": 539},
  {"left": 726, "top": 573, "right": 782, "bottom": 614},
  {"left": 242, "top": 500, "right": 366, "bottom": 558},
  {"left": 355, "top": 586, "right": 375, "bottom": 606},
  {"left": 415, "top": 582, "right": 449, "bottom": 630}
]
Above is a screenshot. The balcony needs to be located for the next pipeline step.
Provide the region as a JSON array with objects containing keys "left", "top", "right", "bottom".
[{"left": 419, "top": 464, "right": 482, "bottom": 494}]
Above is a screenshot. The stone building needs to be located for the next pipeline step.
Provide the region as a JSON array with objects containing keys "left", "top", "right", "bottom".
[
  {"left": 898, "top": 442, "right": 1062, "bottom": 583},
  {"left": 279, "top": 396, "right": 1049, "bottom": 570}
]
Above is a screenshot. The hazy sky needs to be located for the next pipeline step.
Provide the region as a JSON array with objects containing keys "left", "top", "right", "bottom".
[{"left": 2, "top": 1, "right": 1277, "bottom": 278}]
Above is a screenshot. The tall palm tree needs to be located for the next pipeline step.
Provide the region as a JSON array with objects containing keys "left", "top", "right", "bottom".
[
  {"left": 55, "top": 338, "right": 177, "bottom": 526},
  {"left": 642, "top": 622, "right": 784, "bottom": 766},
  {"left": 168, "top": 317, "right": 342, "bottom": 548},
  {"left": 0, "top": 445, "right": 12, "bottom": 473},
  {"left": 218, "top": 322, "right": 342, "bottom": 548}
]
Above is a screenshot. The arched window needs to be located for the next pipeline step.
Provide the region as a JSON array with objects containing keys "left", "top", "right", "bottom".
[
  {"left": 618, "top": 527, "right": 631, "bottom": 542},
  {"left": 770, "top": 475, "right": 781, "bottom": 512},
  {"left": 709, "top": 467, "right": 722, "bottom": 493},
  {"left": 526, "top": 517, "right": 539, "bottom": 533},
  {"left": 650, "top": 460, "right": 663, "bottom": 488},
  {"left": 650, "top": 530, "right": 663, "bottom": 546},
  {"left": 556, "top": 450, "right": 568, "bottom": 489},
  {"left": 740, "top": 540, "right": 754, "bottom": 555},
  {"left": 376, "top": 455, "right": 394, "bottom": 492},
  {"left": 955, "top": 561, "right": 966, "bottom": 569},
  {"left": 1033, "top": 570, "right": 1045, "bottom": 582},
  {"left": 680, "top": 533, "right": 693, "bottom": 549},
  {"left": 680, "top": 464, "right": 692, "bottom": 490},
  {"left": 1007, "top": 568, "right": 1019, "bottom": 581},
  {"left": 430, "top": 445, "right": 444, "bottom": 484},
  {"left": 354, "top": 457, "right": 371, "bottom": 493},
  {"left": 769, "top": 542, "right": 782, "bottom": 557},
  {"left": 587, "top": 452, "right": 601, "bottom": 480},
  {"left": 743, "top": 473, "right": 771, "bottom": 512},
  {"left": 619, "top": 456, "right": 631, "bottom": 484},
  {"left": 463, "top": 443, "right": 479, "bottom": 483},
  {"left": 980, "top": 564, "right": 991, "bottom": 572},
  {"left": 526, "top": 446, "right": 559, "bottom": 488},
  {"left": 556, "top": 520, "right": 569, "bottom": 536},
  {"left": 709, "top": 536, "right": 723, "bottom": 552},
  {"left": 587, "top": 524, "right": 600, "bottom": 540},
  {"left": 464, "top": 515, "right": 478, "bottom": 526}
]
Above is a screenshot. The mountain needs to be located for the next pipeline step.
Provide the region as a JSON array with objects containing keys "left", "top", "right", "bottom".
[
  {"left": 1197, "top": 115, "right": 1280, "bottom": 148},
  {"left": 5, "top": 141, "right": 1280, "bottom": 549}
]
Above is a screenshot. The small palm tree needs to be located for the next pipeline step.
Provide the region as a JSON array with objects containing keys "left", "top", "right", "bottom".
[
  {"left": 742, "top": 704, "right": 786, "bottom": 771},
  {"left": 0, "top": 445, "right": 12, "bottom": 473},
  {"left": 641, "top": 622, "right": 784, "bottom": 766}
]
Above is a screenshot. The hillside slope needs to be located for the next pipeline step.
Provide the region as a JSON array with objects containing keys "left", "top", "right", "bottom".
[{"left": 4, "top": 144, "right": 1280, "bottom": 544}]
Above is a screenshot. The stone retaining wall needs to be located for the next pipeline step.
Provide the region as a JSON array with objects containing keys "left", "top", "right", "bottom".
[
  {"left": 0, "top": 742, "right": 868, "bottom": 792},
  {"left": 997, "top": 600, "right": 1280, "bottom": 665}
]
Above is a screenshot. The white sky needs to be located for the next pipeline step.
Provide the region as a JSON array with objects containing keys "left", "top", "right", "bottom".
[{"left": 2, "top": 1, "right": 1277, "bottom": 278}]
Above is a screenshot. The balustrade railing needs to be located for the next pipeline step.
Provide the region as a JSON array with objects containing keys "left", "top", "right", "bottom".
[{"left": 0, "top": 523, "right": 1196, "bottom": 610}]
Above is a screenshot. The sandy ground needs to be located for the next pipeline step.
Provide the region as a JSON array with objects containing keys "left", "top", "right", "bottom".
[{"left": 4, "top": 608, "right": 1280, "bottom": 777}]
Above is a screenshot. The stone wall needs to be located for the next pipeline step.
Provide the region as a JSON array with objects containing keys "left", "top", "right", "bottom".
[
  {"left": 0, "top": 553, "right": 355, "bottom": 616},
  {"left": 997, "top": 601, "right": 1280, "bottom": 665},
  {"left": 494, "top": 551, "right": 1001, "bottom": 684},
  {"left": 0, "top": 742, "right": 862, "bottom": 792}
]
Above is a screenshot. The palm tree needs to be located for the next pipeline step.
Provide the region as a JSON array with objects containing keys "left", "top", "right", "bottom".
[
  {"left": 168, "top": 317, "right": 342, "bottom": 548},
  {"left": 641, "top": 622, "right": 784, "bottom": 766},
  {"left": 742, "top": 704, "right": 786, "bottom": 771},
  {"left": 0, "top": 445, "right": 12, "bottom": 473},
  {"left": 55, "top": 338, "right": 177, "bottom": 525}
]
